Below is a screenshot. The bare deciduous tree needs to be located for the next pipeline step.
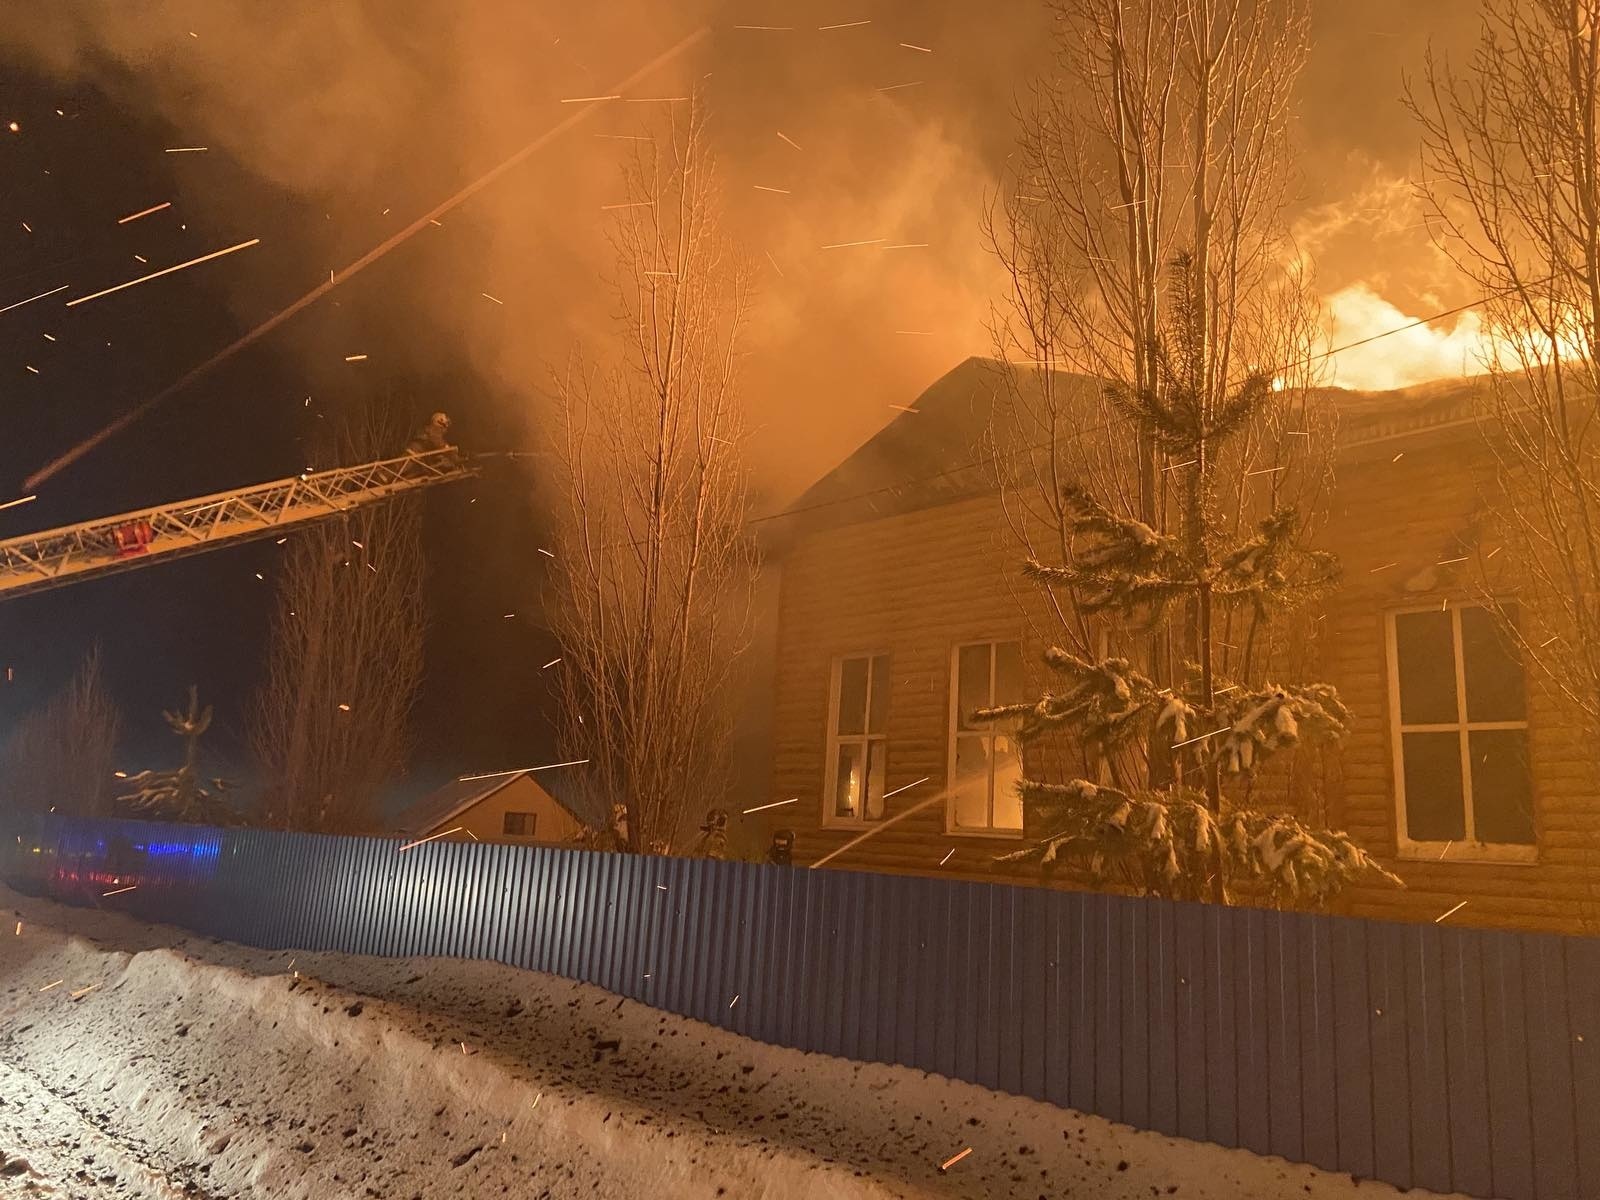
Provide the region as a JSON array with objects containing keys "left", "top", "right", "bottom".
[
  {"left": 0, "top": 647, "right": 120, "bottom": 818},
  {"left": 252, "top": 404, "right": 427, "bottom": 832},
  {"left": 983, "top": 0, "right": 1355, "bottom": 900},
  {"left": 544, "top": 97, "right": 758, "bottom": 855},
  {"left": 1410, "top": 0, "right": 1600, "bottom": 740}
]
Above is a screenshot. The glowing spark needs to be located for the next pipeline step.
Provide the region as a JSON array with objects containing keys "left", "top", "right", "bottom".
[
  {"left": 22, "top": 26, "right": 713, "bottom": 491},
  {"left": 764, "top": 251, "right": 784, "bottom": 277},
  {"left": 939, "top": 1147, "right": 973, "bottom": 1171},
  {"left": 777, "top": 131, "right": 803, "bottom": 151},
  {"left": 900, "top": 42, "right": 933, "bottom": 52},
  {"left": 542, "top": 657, "right": 562, "bottom": 669},
  {"left": 1540, "top": 635, "right": 1561, "bottom": 647},
  {"left": 822, "top": 238, "right": 885, "bottom": 249},
  {"left": 1172, "top": 726, "right": 1230, "bottom": 749},
  {"left": 753, "top": 184, "right": 791, "bottom": 194},
  {"left": 537, "top": 547, "right": 556, "bottom": 558},
  {"left": 888, "top": 404, "right": 920, "bottom": 413},
  {"left": 656, "top": 885, "right": 668, "bottom": 891},
  {"left": 938, "top": 848, "right": 955, "bottom": 866},
  {"left": 1487, "top": 546, "right": 1503, "bottom": 559},
  {"left": 113, "top": 771, "right": 127, "bottom": 779},
  {"left": 20, "top": 222, "right": 30, "bottom": 233},
  {"left": 163, "top": 146, "right": 208, "bottom": 153},
  {"left": 819, "top": 19, "right": 871, "bottom": 29},
  {"left": 732, "top": 24, "right": 794, "bottom": 30},
  {"left": 624, "top": 96, "right": 689, "bottom": 103},
  {"left": 42, "top": 334, "right": 54, "bottom": 341},
  {"left": 1164, "top": 459, "right": 1198, "bottom": 471},
  {"left": 117, "top": 202, "right": 172, "bottom": 224},
  {"left": 602, "top": 201, "right": 655, "bottom": 209},
  {"left": 6, "top": 122, "right": 16, "bottom": 133},
  {"left": 351, "top": 540, "right": 363, "bottom": 549},
  {"left": 457, "top": 760, "right": 589, "bottom": 782},
  {"left": 893, "top": 331, "right": 933, "bottom": 337},
  {"left": 532, "top": 1092, "right": 543, "bottom": 1109},
  {"left": 594, "top": 134, "right": 655, "bottom": 141},
  {"left": 729, "top": 993, "right": 740, "bottom": 1008},
  {"left": 1392, "top": 452, "right": 1405, "bottom": 463},
  {"left": 65, "top": 239, "right": 260, "bottom": 308},
  {"left": 1439, "top": 841, "right": 1453, "bottom": 860},
  {"left": 344, "top": 354, "right": 368, "bottom": 362},
  {"left": 811, "top": 791, "right": 946, "bottom": 868},
  {"left": 503, "top": 612, "right": 516, "bottom": 619},
  {"left": 39, "top": 980, "right": 63, "bottom": 992},
  {"left": 742, "top": 797, "right": 799, "bottom": 814},
  {"left": 559, "top": 94, "right": 621, "bottom": 103},
  {"left": 1369, "top": 562, "right": 1397, "bottom": 573},
  {"left": 1244, "top": 466, "right": 1285, "bottom": 476},
  {"left": 13, "top": 922, "right": 19, "bottom": 935},
  {"left": 102, "top": 885, "right": 137, "bottom": 897},
  {"left": 465, "top": 830, "right": 480, "bottom": 841},
  {"left": 481, "top": 292, "right": 504, "bottom": 305},
  {"left": 338, "top": 703, "right": 351, "bottom": 711},
  {"left": 24, "top": 366, "right": 38, "bottom": 375},
  {"left": 883, "top": 776, "right": 930, "bottom": 799},
  {"left": 1435, "top": 900, "right": 1469, "bottom": 923},
  {"left": 0, "top": 284, "right": 70, "bottom": 316},
  {"left": 876, "top": 81, "right": 923, "bottom": 92},
  {"left": 397, "top": 827, "right": 463, "bottom": 852},
  {"left": 69, "top": 984, "right": 99, "bottom": 999},
  {"left": 880, "top": 243, "right": 928, "bottom": 250},
  {"left": 1436, "top": 556, "right": 1468, "bottom": 565}
]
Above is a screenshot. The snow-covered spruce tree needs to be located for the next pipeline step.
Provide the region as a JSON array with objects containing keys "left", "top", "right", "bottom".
[
  {"left": 118, "top": 686, "right": 236, "bottom": 825},
  {"left": 980, "top": 266, "right": 1399, "bottom": 907}
]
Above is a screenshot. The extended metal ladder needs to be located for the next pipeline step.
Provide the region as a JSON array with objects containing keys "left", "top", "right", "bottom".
[{"left": 0, "top": 449, "right": 477, "bottom": 601}]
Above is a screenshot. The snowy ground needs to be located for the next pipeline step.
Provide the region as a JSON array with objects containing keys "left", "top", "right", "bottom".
[{"left": 0, "top": 886, "right": 1466, "bottom": 1200}]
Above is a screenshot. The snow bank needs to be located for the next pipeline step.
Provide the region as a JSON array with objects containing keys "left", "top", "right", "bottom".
[{"left": 0, "top": 886, "right": 1465, "bottom": 1199}]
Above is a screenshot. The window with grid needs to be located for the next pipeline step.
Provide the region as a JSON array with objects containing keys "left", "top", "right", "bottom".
[
  {"left": 502, "top": 811, "right": 536, "bottom": 837},
  {"left": 1387, "top": 604, "right": 1534, "bottom": 857},
  {"left": 949, "top": 641, "right": 1026, "bottom": 834},
  {"left": 825, "top": 654, "right": 890, "bottom": 825}
]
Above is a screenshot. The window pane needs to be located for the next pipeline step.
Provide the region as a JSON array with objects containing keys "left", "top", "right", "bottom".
[
  {"left": 837, "top": 658, "right": 868, "bottom": 735},
  {"left": 992, "top": 733, "right": 1023, "bottom": 830},
  {"left": 864, "top": 740, "right": 887, "bottom": 820},
  {"left": 951, "top": 734, "right": 992, "bottom": 828},
  {"left": 1470, "top": 729, "right": 1535, "bottom": 845},
  {"left": 834, "top": 742, "right": 865, "bottom": 818},
  {"left": 995, "top": 641, "right": 1026, "bottom": 706},
  {"left": 1395, "top": 611, "right": 1459, "bottom": 725},
  {"left": 1402, "top": 730, "right": 1466, "bottom": 841},
  {"left": 956, "top": 643, "right": 992, "bottom": 731},
  {"left": 867, "top": 655, "right": 890, "bottom": 734},
  {"left": 1461, "top": 607, "right": 1526, "bottom": 723}
]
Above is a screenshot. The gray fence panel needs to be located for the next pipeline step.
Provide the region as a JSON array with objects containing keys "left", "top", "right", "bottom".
[
  {"left": 1526, "top": 934, "right": 1579, "bottom": 1200},
  {"left": 1370, "top": 920, "right": 1413, "bottom": 1189},
  {"left": 8, "top": 813, "right": 1600, "bottom": 1200},
  {"left": 1331, "top": 916, "right": 1375, "bottom": 1179},
  {"left": 1567, "top": 938, "right": 1600, "bottom": 1200},
  {"left": 1484, "top": 930, "right": 1536, "bottom": 1199},
  {"left": 1238, "top": 907, "right": 1270, "bottom": 1158}
]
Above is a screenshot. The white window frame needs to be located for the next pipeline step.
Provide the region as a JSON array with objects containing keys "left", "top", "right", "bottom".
[
  {"left": 1385, "top": 603, "right": 1536, "bottom": 864},
  {"left": 822, "top": 651, "right": 890, "bottom": 830},
  {"left": 945, "top": 639, "right": 1026, "bottom": 839}
]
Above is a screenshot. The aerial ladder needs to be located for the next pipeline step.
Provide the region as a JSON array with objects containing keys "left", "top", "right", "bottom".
[{"left": 0, "top": 448, "right": 477, "bottom": 601}]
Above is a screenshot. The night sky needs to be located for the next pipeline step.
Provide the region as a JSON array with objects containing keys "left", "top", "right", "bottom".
[{"left": 0, "top": 0, "right": 1484, "bottom": 807}]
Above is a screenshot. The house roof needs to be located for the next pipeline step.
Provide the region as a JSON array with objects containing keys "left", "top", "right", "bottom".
[
  {"left": 392, "top": 770, "right": 594, "bottom": 836},
  {"left": 769, "top": 357, "right": 1493, "bottom": 544}
]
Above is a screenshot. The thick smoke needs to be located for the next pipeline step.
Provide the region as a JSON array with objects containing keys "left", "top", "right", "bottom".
[{"left": 12, "top": 0, "right": 1485, "bottom": 499}]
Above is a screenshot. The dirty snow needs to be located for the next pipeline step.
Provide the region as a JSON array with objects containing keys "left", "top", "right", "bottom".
[{"left": 0, "top": 886, "right": 1465, "bottom": 1199}]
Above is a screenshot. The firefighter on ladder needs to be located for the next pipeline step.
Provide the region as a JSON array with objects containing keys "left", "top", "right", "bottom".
[{"left": 406, "top": 412, "right": 454, "bottom": 456}]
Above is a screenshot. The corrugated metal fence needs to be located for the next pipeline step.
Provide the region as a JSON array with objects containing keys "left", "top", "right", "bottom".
[{"left": 4, "top": 813, "right": 1596, "bottom": 1200}]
